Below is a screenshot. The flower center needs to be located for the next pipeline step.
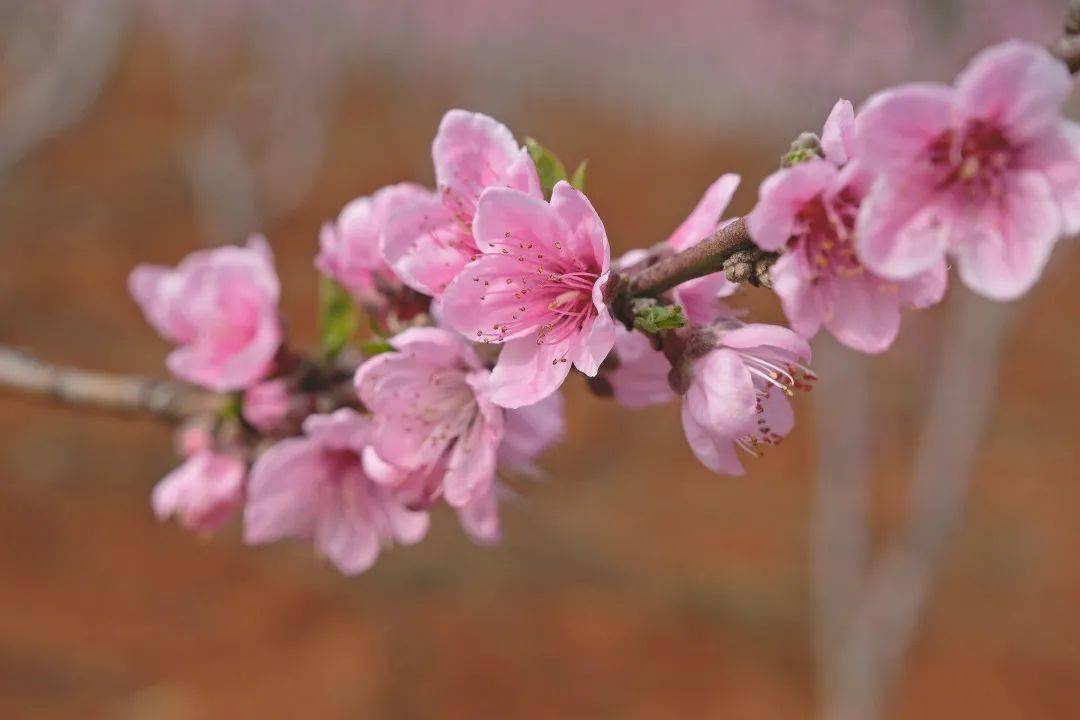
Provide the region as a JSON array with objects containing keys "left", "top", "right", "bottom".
[
  {"left": 732, "top": 347, "right": 816, "bottom": 456},
  {"left": 928, "top": 120, "right": 1014, "bottom": 199},
  {"left": 791, "top": 190, "right": 863, "bottom": 284}
]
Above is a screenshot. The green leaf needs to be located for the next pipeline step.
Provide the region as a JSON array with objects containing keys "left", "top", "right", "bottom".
[
  {"left": 360, "top": 337, "right": 394, "bottom": 357},
  {"left": 525, "top": 137, "right": 567, "bottom": 199},
  {"left": 633, "top": 303, "right": 687, "bottom": 334},
  {"left": 319, "top": 276, "right": 359, "bottom": 360},
  {"left": 570, "top": 160, "right": 588, "bottom": 191},
  {"left": 219, "top": 392, "right": 243, "bottom": 422}
]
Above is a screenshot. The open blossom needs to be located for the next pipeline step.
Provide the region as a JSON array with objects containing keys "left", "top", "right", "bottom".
[
  {"left": 748, "top": 100, "right": 946, "bottom": 353},
  {"left": 128, "top": 236, "right": 282, "bottom": 392},
  {"left": 441, "top": 181, "right": 615, "bottom": 408},
  {"left": 152, "top": 448, "right": 245, "bottom": 534},
  {"left": 355, "top": 327, "right": 504, "bottom": 508},
  {"left": 855, "top": 41, "right": 1080, "bottom": 301},
  {"left": 680, "top": 323, "right": 814, "bottom": 476},
  {"left": 316, "top": 183, "right": 432, "bottom": 307},
  {"left": 244, "top": 409, "right": 429, "bottom": 576},
  {"left": 666, "top": 174, "right": 742, "bottom": 324},
  {"left": 381, "top": 110, "right": 542, "bottom": 297}
]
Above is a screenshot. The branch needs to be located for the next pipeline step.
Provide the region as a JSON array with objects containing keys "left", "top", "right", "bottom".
[
  {"left": 0, "top": 346, "right": 222, "bottom": 421},
  {"left": 627, "top": 217, "right": 755, "bottom": 297}
]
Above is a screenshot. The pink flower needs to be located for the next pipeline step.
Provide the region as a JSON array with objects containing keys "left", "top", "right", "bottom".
[
  {"left": 441, "top": 181, "right": 615, "bottom": 408},
  {"left": 243, "top": 409, "right": 429, "bottom": 576},
  {"left": 381, "top": 110, "right": 542, "bottom": 297},
  {"left": 666, "top": 174, "right": 742, "bottom": 324},
  {"left": 680, "top": 323, "right": 814, "bottom": 475},
  {"left": 354, "top": 327, "right": 504, "bottom": 508},
  {"left": 242, "top": 379, "right": 311, "bottom": 435},
  {"left": 129, "top": 236, "right": 282, "bottom": 392},
  {"left": 604, "top": 324, "right": 674, "bottom": 409},
  {"left": 316, "top": 183, "right": 433, "bottom": 307},
  {"left": 748, "top": 100, "right": 946, "bottom": 353},
  {"left": 152, "top": 450, "right": 245, "bottom": 534},
  {"left": 855, "top": 41, "right": 1080, "bottom": 301}
]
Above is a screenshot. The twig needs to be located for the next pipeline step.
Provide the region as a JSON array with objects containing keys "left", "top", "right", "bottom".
[
  {"left": 0, "top": 346, "right": 221, "bottom": 421},
  {"left": 627, "top": 217, "right": 753, "bottom": 298}
]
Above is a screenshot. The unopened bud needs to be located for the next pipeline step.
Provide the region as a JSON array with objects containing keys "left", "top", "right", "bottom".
[{"left": 782, "top": 132, "right": 823, "bottom": 167}]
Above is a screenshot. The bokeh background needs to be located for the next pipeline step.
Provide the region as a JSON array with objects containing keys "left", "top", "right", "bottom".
[{"left": 1, "top": 1, "right": 1078, "bottom": 718}]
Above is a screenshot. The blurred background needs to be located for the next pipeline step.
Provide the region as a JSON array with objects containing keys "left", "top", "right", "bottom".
[{"left": 0, "top": 1, "right": 1077, "bottom": 718}]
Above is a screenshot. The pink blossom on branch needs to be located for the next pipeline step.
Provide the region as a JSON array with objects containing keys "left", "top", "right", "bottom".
[
  {"left": 748, "top": 100, "right": 947, "bottom": 354},
  {"left": 316, "top": 182, "right": 433, "bottom": 308},
  {"left": 441, "top": 181, "right": 615, "bottom": 408},
  {"left": 381, "top": 110, "right": 542, "bottom": 298},
  {"left": 354, "top": 327, "right": 504, "bottom": 509},
  {"left": 855, "top": 40, "right": 1080, "bottom": 301},
  {"left": 128, "top": 236, "right": 282, "bottom": 392},
  {"left": 244, "top": 409, "right": 430, "bottom": 576},
  {"left": 680, "top": 323, "right": 815, "bottom": 475},
  {"left": 152, "top": 449, "right": 245, "bottom": 534}
]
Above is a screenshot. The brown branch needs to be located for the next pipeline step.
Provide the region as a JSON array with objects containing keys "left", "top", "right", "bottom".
[
  {"left": 0, "top": 346, "right": 222, "bottom": 421},
  {"left": 627, "top": 217, "right": 754, "bottom": 298}
]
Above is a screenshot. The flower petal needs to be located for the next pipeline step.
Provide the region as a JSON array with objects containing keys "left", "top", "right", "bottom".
[
  {"left": 381, "top": 194, "right": 474, "bottom": 296},
  {"left": 433, "top": 109, "right": 525, "bottom": 215},
  {"left": 488, "top": 334, "right": 574, "bottom": 408},
  {"left": 821, "top": 99, "right": 855, "bottom": 166},
  {"left": 854, "top": 83, "right": 955, "bottom": 173},
  {"left": 771, "top": 251, "right": 826, "bottom": 341},
  {"left": 549, "top": 181, "right": 610, "bottom": 273},
  {"left": 680, "top": 401, "right": 745, "bottom": 476},
  {"left": 720, "top": 323, "right": 812, "bottom": 363},
  {"left": 244, "top": 438, "right": 323, "bottom": 544},
  {"left": 824, "top": 273, "right": 902, "bottom": 355},
  {"left": 685, "top": 348, "right": 758, "bottom": 440},
  {"left": 747, "top": 161, "right": 837, "bottom": 251},
  {"left": 666, "top": 174, "right": 741, "bottom": 252},
  {"left": 956, "top": 40, "right": 1071, "bottom": 144}
]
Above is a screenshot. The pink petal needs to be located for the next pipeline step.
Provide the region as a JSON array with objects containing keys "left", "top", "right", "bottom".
[
  {"left": 1021, "top": 120, "right": 1080, "bottom": 235},
  {"left": 758, "top": 389, "right": 795, "bottom": 439},
  {"left": 488, "top": 335, "right": 574, "bottom": 409},
  {"left": 956, "top": 40, "right": 1071, "bottom": 144},
  {"left": 721, "top": 323, "right": 812, "bottom": 363},
  {"left": 953, "top": 171, "right": 1061, "bottom": 301},
  {"left": 680, "top": 402, "right": 745, "bottom": 476},
  {"left": 388, "top": 326, "right": 481, "bottom": 368},
  {"left": 550, "top": 181, "right": 610, "bottom": 272},
  {"left": 381, "top": 194, "right": 474, "bottom": 296},
  {"left": 497, "top": 391, "right": 566, "bottom": 470},
  {"left": 606, "top": 325, "right": 674, "bottom": 410},
  {"left": 684, "top": 349, "right": 758, "bottom": 440},
  {"left": 666, "top": 174, "right": 741, "bottom": 252},
  {"left": 472, "top": 186, "right": 568, "bottom": 256},
  {"left": 770, "top": 251, "right": 826, "bottom": 341},
  {"left": 455, "top": 485, "right": 502, "bottom": 546},
  {"left": 898, "top": 260, "right": 949, "bottom": 309},
  {"left": 433, "top": 109, "right": 527, "bottom": 215},
  {"left": 571, "top": 307, "right": 615, "bottom": 377},
  {"left": 442, "top": 411, "right": 501, "bottom": 507},
  {"left": 673, "top": 272, "right": 738, "bottom": 326},
  {"left": 505, "top": 146, "right": 544, "bottom": 199},
  {"left": 244, "top": 438, "right": 323, "bottom": 544},
  {"left": 854, "top": 83, "right": 956, "bottom": 173},
  {"left": 856, "top": 176, "right": 950, "bottom": 279},
  {"left": 314, "top": 470, "right": 382, "bottom": 575},
  {"left": 821, "top": 99, "right": 855, "bottom": 166},
  {"left": 747, "top": 161, "right": 837, "bottom": 251},
  {"left": 440, "top": 253, "right": 544, "bottom": 343},
  {"left": 823, "top": 273, "right": 902, "bottom": 355}
]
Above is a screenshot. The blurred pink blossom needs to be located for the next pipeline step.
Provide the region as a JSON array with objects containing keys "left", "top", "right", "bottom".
[
  {"left": 244, "top": 409, "right": 429, "bottom": 576},
  {"left": 382, "top": 110, "right": 541, "bottom": 297},
  {"left": 152, "top": 449, "right": 245, "bottom": 534},
  {"left": 442, "top": 181, "right": 614, "bottom": 408},
  {"left": 855, "top": 41, "right": 1080, "bottom": 301},
  {"left": 354, "top": 327, "right": 504, "bottom": 508},
  {"left": 748, "top": 100, "right": 947, "bottom": 353},
  {"left": 128, "top": 235, "right": 282, "bottom": 391},
  {"left": 497, "top": 390, "right": 567, "bottom": 476},
  {"left": 317, "top": 183, "right": 433, "bottom": 308},
  {"left": 680, "top": 323, "right": 814, "bottom": 475},
  {"left": 242, "top": 379, "right": 295, "bottom": 434},
  {"left": 605, "top": 325, "right": 674, "bottom": 410}
]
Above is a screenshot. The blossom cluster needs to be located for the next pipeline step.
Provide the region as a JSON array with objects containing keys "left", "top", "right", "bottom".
[{"left": 128, "top": 41, "right": 1077, "bottom": 575}]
